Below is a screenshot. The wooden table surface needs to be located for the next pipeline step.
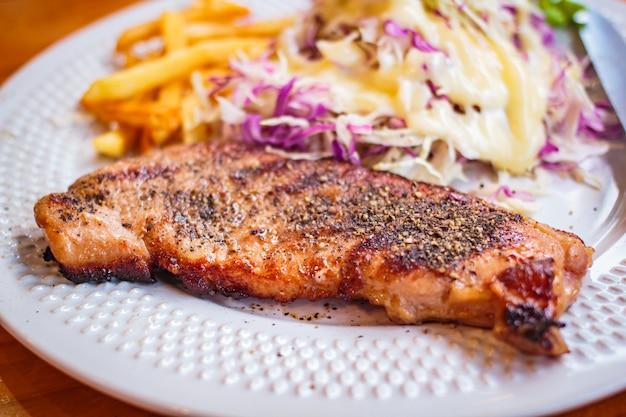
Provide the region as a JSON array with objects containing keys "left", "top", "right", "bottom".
[{"left": 1, "top": 1, "right": 625, "bottom": 416}]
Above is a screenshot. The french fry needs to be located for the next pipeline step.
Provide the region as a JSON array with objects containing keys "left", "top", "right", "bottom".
[
  {"left": 87, "top": 0, "right": 297, "bottom": 157},
  {"left": 198, "top": 66, "right": 235, "bottom": 79},
  {"left": 138, "top": 127, "right": 155, "bottom": 154},
  {"left": 82, "top": 37, "right": 269, "bottom": 104},
  {"left": 197, "top": 1, "right": 249, "bottom": 20},
  {"left": 115, "top": 1, "right": 250, "bottom": 51},
  {"left": 115, "top": 21, "right": 160, "bottom": 53},
  {"left": 84, "top": 99, "right": 181, "bottom": 133},
  {"left": 185, "top": 16, "right": 295, "bottom": 43},
  {"left": 153, "top": 11, "right": 187, "bottom": 145},
  {"left": 92, "top": 127, "right": 137, "bottom": 157},
  {"left": 161, "top": 11, "right": 186, "bottom": 52}
]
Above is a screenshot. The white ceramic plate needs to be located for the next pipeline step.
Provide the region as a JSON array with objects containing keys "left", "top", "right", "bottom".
[{"left": 1, "top": 1, "right": 625, "bottom": 416}]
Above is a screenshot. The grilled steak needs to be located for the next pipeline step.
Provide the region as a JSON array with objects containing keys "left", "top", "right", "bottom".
[{"left": 34, "top": 142, "right": 593, "bottom": 355}]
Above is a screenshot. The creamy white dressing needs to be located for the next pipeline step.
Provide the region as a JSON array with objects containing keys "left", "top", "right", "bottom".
[
  {"left": 386, "top": 0, "right": 509, "bottom": 108},
  {"left": 280, "top": 0, "right": 557, "bottom": 174}
]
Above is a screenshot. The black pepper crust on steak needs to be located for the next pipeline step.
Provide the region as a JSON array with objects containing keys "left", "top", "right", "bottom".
[{"left": 34, "top": 141, "right": 593, "bottom": 355}]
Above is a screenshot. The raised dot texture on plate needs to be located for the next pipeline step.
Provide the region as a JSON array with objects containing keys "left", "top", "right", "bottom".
[{"left": 0, "top": 0, "right": 625, "bottom": 416}]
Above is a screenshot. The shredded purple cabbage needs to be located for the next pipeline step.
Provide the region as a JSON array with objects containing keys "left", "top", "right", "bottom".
[
  {"left": 577, "top": 105, "right": 623, "bottom": 139},
  {"left": 382, "top": 20, "right": 403, "bottom": 37},
  {"left": 222, "top": 76, "right": 340, "bottom": 151},
  {"left": 539, "top": 161, "right": 578, "bottom": 171},
  {"left": 332, "top": 137, "right": 361, "bottom": 164},
  {"left": 449, "top": 192, "right": 469, "bottom": 203},
  {"left": 403, "top": 147, "right": 418, "bottom": 157},
  {"left": 208, "top": 75, "right": 240, "bottom": 97},
  {"left": 502, "top": 4, "right": 517, "bottom": 15},
  {"left": 383, "top": 20, "right": 441, "bottom": 53},
  {"left": 425, "top": 80, "right": 448, "bottom": 100},
  {"left": 433, "top": 9, "right": 452, "bottom": 28},
  {"left": 240, "top": 113, "right": 335, "bottom": 151},
  {"left": 273, "top": 78, "right": 296, "bottom": 117},
  {"left": 373, "top": 115, "right": 407, "bottom": 130},
  {"left": 538, "top": 139, "right": 559, "bottom": 157},
  {"left": 388, "top": 117, "right": 407, "bottom": 129},
  {"left": 511, "top": 33, "right": 523, "bottom": 52},
  {"left": 331, "top": 139, "right": 347, "bottom": 160},
  {"left": 347, "top": 123, "right": 373, "bottom": 135},
  {"left": 347, "top": 136, "right": 360, "bottom": 164},
  {"left": 491, "top": 185, "right": 535, "bottom": 202},
  {"left": 529, "top": 12, "right": 555, "bottom": 46},
  {"left": 592, "top": 102, "right": 625, "bottom": 138}
]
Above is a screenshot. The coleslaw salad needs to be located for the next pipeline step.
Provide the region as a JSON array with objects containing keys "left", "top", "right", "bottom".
[{"left": 190, "top": 0, "right": 619, "bottom": 212}]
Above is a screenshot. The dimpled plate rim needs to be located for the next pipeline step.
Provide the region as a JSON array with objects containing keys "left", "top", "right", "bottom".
[{"left": 0, "top": 1, "right": 625, "bottom": 417}]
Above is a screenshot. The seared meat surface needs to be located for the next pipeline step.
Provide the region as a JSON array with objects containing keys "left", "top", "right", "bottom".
[{"left": 34, "top": 142, "right": 593, "bottom": 355}]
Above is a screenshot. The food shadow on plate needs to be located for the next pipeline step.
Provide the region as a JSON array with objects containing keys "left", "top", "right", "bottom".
[
  {"left": 155, "top": 270, "right": 556, "bottom": 364},
  {"left": 12, "top": 233, "right": 567, "bottom": 371}
]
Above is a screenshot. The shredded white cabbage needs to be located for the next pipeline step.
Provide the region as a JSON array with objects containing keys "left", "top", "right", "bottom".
[{"left": 203, "top": 0, "right": 616, "bottom": 211}]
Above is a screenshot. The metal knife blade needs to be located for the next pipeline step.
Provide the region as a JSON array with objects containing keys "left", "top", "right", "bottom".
[{"left": 579, "top": 8, "right": 626, "bottom": 131}]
